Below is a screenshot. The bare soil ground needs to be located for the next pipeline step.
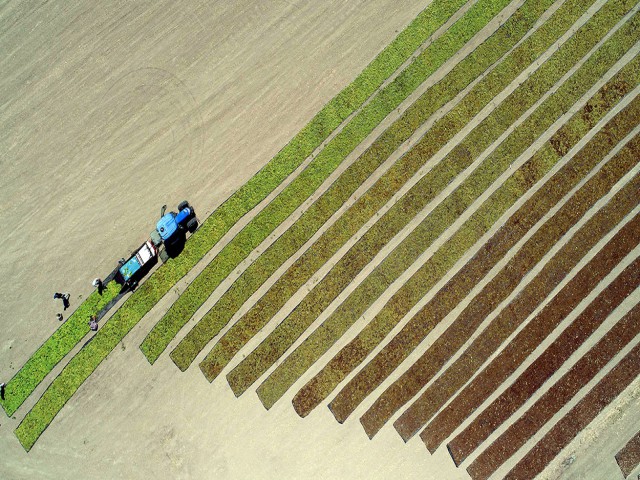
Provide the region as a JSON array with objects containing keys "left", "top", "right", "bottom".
[
  {"left": 0, "top": 1, "right": 458, "bottom": 478},
  {"left": 2, "top": 1, "right": 638, "bottom": 479}
]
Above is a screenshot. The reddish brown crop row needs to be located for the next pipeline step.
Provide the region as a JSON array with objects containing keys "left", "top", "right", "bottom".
[
  {"left": 616, "top": 429, "right": 640, "bottom": 478},
  {"left": 467, "top": 273, "right": 640, "bottom": 479},
  {"left": 435, "top": 213, "right": 640, "bottom": 462},
  {"left": 502, "top": 339, "right": 640, "bottom": 479}
]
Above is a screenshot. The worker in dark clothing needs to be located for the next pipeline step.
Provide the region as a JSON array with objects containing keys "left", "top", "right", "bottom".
[
  {"left": 93, "top": 278, "right": 105, "bottom": 296},
  {"left": 53, "top": 292, "right": 70, "bottom": 310}
]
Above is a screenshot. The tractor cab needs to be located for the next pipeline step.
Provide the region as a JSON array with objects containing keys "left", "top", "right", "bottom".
[
  {"left": 151, "top": 202, "right": 198, "bottom": 259},
  {"left": 156, "top": 212, "right": 179, "bottom": 242}
]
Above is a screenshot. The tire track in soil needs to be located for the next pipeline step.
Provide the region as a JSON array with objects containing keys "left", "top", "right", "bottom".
[{"left": 465, "top": 260, "right": 640, "bottom": 479}]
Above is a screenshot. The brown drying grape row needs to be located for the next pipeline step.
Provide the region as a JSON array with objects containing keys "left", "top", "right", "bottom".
[
  {"left": 502, "top": 339, "right": 640, "bottom": 479},
  {"left": 616, "top": 429, "right": 640, "bottom": 478},
  {"left": 436, "top": 212, "right": 640, "bottom": 462},
  {"left": 466, "top": 260, "right": 640, "bottom": 480}
]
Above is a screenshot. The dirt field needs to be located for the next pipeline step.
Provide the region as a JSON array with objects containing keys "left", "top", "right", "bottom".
[
  {"left": 2, "top": 1, "right": 639, "bottom": 479},
  {"left": 0, "top": 0, "right": 469, "bottom": 478}
]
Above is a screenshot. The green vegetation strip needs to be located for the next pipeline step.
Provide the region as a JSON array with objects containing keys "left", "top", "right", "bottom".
[
  {"left": 616, "top": 428, "right": 640, "bottom": 479},
  {"left": 141, "top": 0, "right": 494, "bottom": 364},
  {"left": 169, "top": 0, "right": 554, "bottom": 372},
  {"left": 299, "top": 75, "right": 638, "bottom": 420},
  {"left": 465, "top": 255, "right": 640, "bottom": 480},
  {"left": 200, "top": 0, "right": 534, "bottom": 382},
  {"left": 424, "top": 103, "right": 640, "bottom": 456},
  {"left": 10, "top": 1, "right": 467, "bottom": 451},
  {"left": 327, "top": 12, "right": 640, "bottom": 425},
  {"left": 0, "top": 282, "right": 120, "bottom": 417},
  {"left": 392, "top": 134, "right": 640, "bottom": 442},
  {"left": 229, "top": 0, "right": 631, "bottom": 400},
  {"left": 256, "top": 12, "right": 638, "bottom": 409},
  {"left": 502, "top": 340, "right": 640, "bottom": 480}
]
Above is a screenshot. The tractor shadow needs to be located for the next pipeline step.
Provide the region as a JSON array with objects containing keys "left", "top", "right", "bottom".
[{"left": 164, "top": 234, "right": 187, "bottom": 259}]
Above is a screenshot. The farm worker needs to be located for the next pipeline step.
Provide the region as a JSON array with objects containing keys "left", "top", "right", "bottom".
[
  {"left": 0, "top": 382, "right": 5, "bottom": 400},
  {"left": 89, "top": 315, "right": 99, "bottom": 332},
  {"left": 93, "top": 278, "right": 105, "bottom": 296},
  {"left": 53, "top": 292, "right": 70, "bottom": 310}
]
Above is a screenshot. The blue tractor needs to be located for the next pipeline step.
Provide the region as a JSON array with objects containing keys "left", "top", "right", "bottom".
[{"left": 150, "top": 201, "right": 198, "bottom": 262}]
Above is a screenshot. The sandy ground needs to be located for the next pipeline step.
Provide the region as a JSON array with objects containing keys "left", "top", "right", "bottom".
[
  {"left": 0, "top": 0, "right": 466, "bottom": 479},
  {"left": 2, "top": 1, "right": 639, "bottom": 479},
  {"left": 0, "top": 0, "right": 423, "bottom": 376}
]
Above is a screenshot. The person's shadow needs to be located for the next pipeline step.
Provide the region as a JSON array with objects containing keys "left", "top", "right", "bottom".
[
  {"left": 81, "top": 336, "right": 96, "bottom": 349},
  {"left": 165, "top": 234, "right": 187, "bottom": 258}
]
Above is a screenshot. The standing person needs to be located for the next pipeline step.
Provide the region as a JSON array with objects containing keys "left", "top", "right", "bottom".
[
  {"left": 54, "top": 292, "right": 70, "bottom": 310},
  {"left": 92, "top": 278, "right": 105, "bottom": 296},
  {"left": 0, "top": 382, "right": 5, "bottom": 401},
  {"left": 63, "top": 294, "right": 70, "bottom": 310},
  {"left": 56, "top": 313, "right": 64, "bottom": 321}
]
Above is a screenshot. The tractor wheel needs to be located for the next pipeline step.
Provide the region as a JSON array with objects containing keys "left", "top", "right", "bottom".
[
  {"left": 178, "top": 200, "right": 189, "bottom": 211},
  {"left": 150, "top": 230, "right": 162, "bottom": 247},
  {"left": 159, "top": 249, "right": 170, "bottom": 263},
  {"left": 187, "top": 218, "right": 198, "bottom": 233}
]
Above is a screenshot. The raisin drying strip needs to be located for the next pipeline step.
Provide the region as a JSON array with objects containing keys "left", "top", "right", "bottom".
[
  {"left": 616, "top": 430, "right": 640, "bottom": 478},
  {"left": 429, "top": 211, "right": 640, "bottom": 460},
  {"left": 501, "top": 339, "right": 640, "bottom": 480},
  {"left": 466, "top": 281, "right": 640, "bottom": 480}
]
